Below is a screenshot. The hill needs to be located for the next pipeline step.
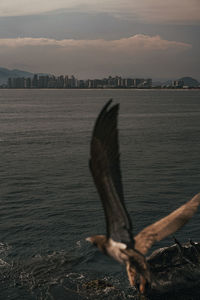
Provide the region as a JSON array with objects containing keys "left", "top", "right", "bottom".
[
  {"left": 178, "top": 77, "right": 199, "bottom": 87},
  {"left": 0, "top": 67, "right": 34, "bottom": 84}
]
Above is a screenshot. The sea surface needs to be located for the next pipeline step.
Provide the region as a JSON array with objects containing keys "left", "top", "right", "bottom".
[{"left": 0, "top": 89, "right": 200, "bottom": 299}]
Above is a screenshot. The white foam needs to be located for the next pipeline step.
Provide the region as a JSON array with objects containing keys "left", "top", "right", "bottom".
[
  {"left": 0, "top": 258, "right": 9, "bottom": 267},
  {"left": 76, "top": 240, "right": 81, "bottom": 248},
  {"left": 0, "top": 242, "right": 10, "bottom": 254}
]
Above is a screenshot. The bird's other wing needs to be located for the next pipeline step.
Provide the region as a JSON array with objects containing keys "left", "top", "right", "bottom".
[
  {"left": 134, "top": 193, "right": 200, "bottom": 255},
  {"left": 89, "top": 99, "right": 134, "bottom": 247}
]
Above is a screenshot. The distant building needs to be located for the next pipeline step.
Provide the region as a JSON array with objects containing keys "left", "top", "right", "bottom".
[
  {"left": 25, "top": 77, "right": 32, "bottom": 88},
  {"left": 57, "top": 75, "right": 64, "bottom": 88},
  {"left": 171, "top": 80, "right": 184, "bottom": 88},
  {"left": 48, "top": 76, "right": 57, "bottom": 88},
  {"left": 32, "top": 75, "right": 38, "bottom": 88},
  {"left": 38, "top": 76, "right": 49, "bottom": 88},
  {"left": 142, "top": 78, "right": 152, "bottom": 88},
  {"left": 8, "top": 78, "right": 13, "bottom": 88},
  {"left": 7, "top": 74, "right": 153, "bottom": 89}
]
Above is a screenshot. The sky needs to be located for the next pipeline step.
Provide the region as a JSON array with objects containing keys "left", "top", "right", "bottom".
[{"left": 0, "top": 0, "right": 199, "bottom": 80}]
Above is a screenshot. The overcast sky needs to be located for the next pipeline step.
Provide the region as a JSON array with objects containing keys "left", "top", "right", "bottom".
[{"left": 0, "top": 0, "right": 199, "bottom": 80}]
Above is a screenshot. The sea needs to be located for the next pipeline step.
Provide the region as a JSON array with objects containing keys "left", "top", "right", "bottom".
[{"left": 0, "top": 89, "right": 200, "bottom": 299}]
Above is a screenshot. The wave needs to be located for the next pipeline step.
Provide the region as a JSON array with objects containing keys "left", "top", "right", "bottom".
[{"left": 0, "top": 243, "right": 138, "bottom": 299}]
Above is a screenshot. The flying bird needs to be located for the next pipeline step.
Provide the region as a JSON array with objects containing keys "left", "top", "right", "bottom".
[{"left": 86, "top": 99, "right": 200, "bottom": 293}]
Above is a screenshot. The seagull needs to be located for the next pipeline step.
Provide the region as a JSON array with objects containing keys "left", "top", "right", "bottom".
[{"left": 86, "top": 99, "right": 200, "bottom": 293}]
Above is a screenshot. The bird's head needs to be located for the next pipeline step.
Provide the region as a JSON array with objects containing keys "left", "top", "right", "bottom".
[{"left": 86, "top": 235, "right": 107, "bottom": 253}]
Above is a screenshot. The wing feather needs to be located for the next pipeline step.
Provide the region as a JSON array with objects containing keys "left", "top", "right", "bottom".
[
  {"left": 89, "top": 100, "right": 134, "bottom": 246},
  {"left": 134, "top": 193, "right": 200, "bottom": 255}
]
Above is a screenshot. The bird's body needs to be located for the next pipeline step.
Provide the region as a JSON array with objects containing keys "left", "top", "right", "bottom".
[
  {"left": 86, "top": 236, "right": 127, "bottom": 263},
  {"left": 103, "top": 239, "right": 127, "bottom": 263},
  {"left": 86, "top": 99, "right": 200, "bottom": 294}
]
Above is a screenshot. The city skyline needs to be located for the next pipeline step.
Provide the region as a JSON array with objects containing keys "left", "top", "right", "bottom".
[
  {"left": 0, "top": 1, "right": 199, "bottom": 80},
  {"left": 6, "top": 74, "right": 153, "bottom": 89},
  {"left": 4, "top": 73, "right": 199, "bottom": 89}
]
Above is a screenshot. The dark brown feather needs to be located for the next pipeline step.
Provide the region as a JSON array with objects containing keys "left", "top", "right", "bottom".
[{"left": 89, "top": 100, "right": 134, "bottom": 246}]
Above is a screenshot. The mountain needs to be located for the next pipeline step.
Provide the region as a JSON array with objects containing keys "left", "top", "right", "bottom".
[
  {"left": 178, "top": 77, "right": 199, "bottom": 87},
  {"left": 0, "top": 67, "right": 34, "bottom": 84},
  {"left": 153, "top": 76, "right": 200, "bottom": 88}
]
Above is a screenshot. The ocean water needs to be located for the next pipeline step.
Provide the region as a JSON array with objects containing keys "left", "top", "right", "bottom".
[{"left": 0, "top": 89, "right": 200, "bottom": 299}]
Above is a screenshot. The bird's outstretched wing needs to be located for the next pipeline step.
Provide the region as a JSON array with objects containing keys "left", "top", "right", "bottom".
[
  {"left": 89, "top": 99, "right": 134, "bottom": 247},
  {"left": 134, "top": 193, "right": 200, "bottom": 255}
]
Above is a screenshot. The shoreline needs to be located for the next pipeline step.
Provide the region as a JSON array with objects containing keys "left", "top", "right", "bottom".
[{"left": 0, "top": 88, "right": 200, "bottom": 91}]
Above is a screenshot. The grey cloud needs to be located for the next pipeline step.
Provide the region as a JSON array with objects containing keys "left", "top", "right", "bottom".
[
  {"left": 0, "top": 0, "right": 200, "bottom": 24},
  {"left": 0, "top": 35, "right": 195, "bottom": 80}
]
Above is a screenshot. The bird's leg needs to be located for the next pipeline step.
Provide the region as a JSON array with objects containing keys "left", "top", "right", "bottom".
[
  {"left": 126, "top": 262, "right": 146, "bottom": 294},
  {"left": 126, "top": 261, "right": 137, "bottom": 287},
  {"left": 139, "top": 275, "right": 146, "bottom": 294}
]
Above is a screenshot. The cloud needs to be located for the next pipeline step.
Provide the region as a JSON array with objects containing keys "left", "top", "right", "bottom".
[
  {"left": 0, "top": 35, "right": 193, "bottom": 79},
  {"left": 0, "top": 0, "right": 199, "bottom": 24},
  {"left": 104, "top": 0, "right": 200, "bottom": 24},
  {"left": 0, "top": 35, "right": 191, "bottom": 51}
]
